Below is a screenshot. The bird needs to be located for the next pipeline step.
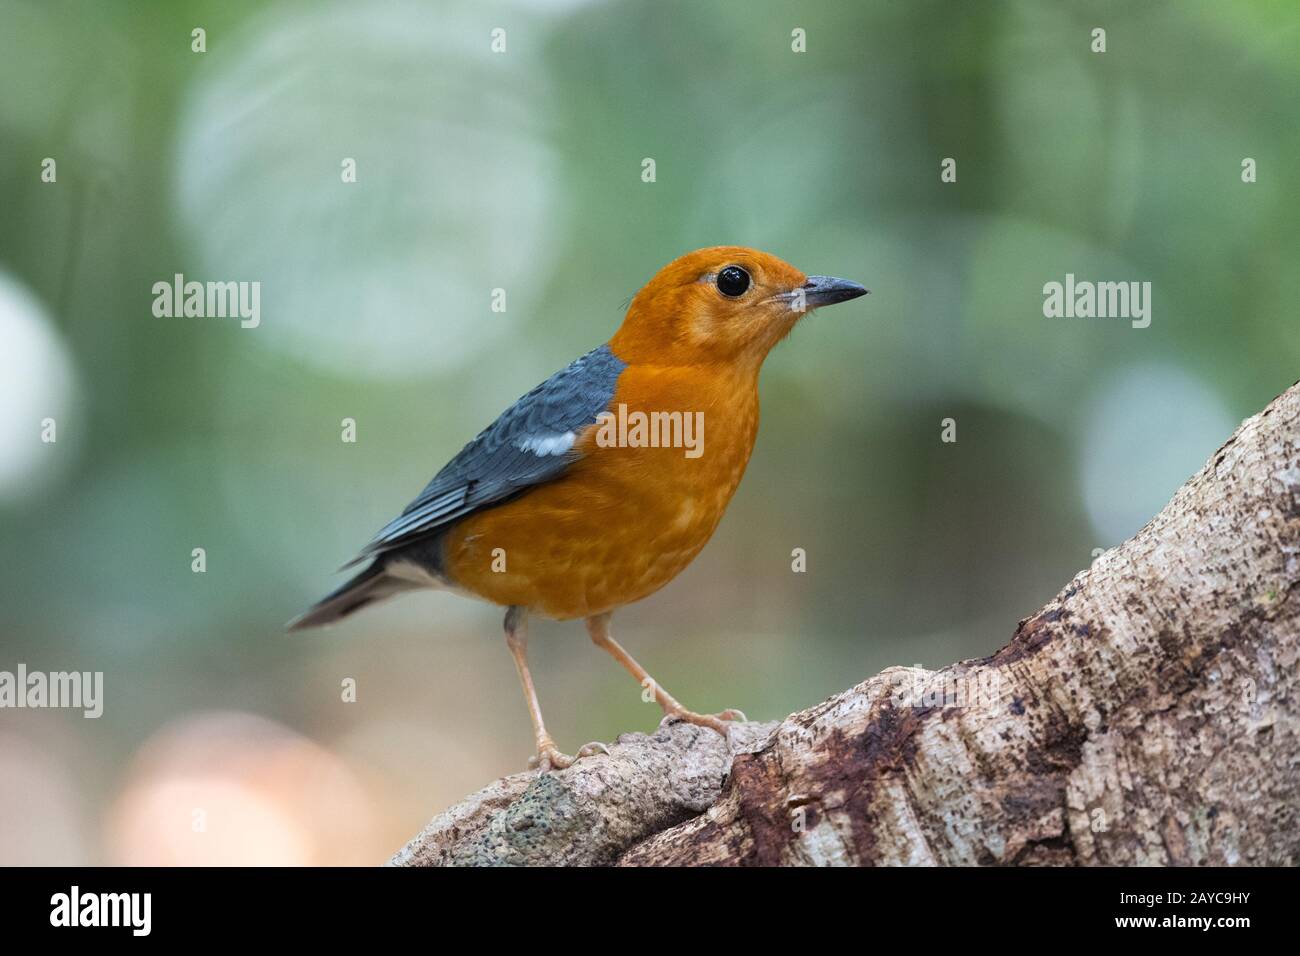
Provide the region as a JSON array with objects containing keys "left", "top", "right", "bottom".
[{"left": 289, "top": 246, "right": 868, "bottom": 770}]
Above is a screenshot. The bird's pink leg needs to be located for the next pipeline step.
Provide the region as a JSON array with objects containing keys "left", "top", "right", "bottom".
[
  {"left": 585, "top": 613, "right": 746, "bottom": 735},
  {"left": 505, "top": 608, "right": 606, "bottom": 772}
]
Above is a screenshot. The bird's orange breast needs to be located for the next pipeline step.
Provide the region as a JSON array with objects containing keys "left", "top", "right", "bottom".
[{"left": 440, "top": 362, "right": 760, "bottom": 620}]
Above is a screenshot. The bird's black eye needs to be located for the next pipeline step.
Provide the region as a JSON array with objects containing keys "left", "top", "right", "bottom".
[{"left": 716, "top": 265, "right": 750, "bottom": 298}]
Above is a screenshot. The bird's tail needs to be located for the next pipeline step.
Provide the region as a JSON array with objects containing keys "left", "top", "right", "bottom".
[{"left": 286, "top": 561, "right": 410, "bottom": 631}]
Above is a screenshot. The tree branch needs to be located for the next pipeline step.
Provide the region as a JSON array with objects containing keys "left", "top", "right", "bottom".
[{"left": 391, "top": 381, "right": 1300, "bottom": 866}]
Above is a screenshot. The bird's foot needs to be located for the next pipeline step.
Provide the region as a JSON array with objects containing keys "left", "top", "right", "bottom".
[
  {"left": 662, "top": 707, "right": 747, "bottom": 736},
  {"left": 526, "top": 739, "right": 609, "bottom": 773}
]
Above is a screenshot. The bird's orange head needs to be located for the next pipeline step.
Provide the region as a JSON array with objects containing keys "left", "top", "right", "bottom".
[{"left": 610, "top": 246, "right": 867, "bottom": 370}]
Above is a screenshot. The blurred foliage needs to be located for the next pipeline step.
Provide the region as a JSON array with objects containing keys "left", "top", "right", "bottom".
[{"left": 1, "top": 0, "right": 1297, "bottom": 862}]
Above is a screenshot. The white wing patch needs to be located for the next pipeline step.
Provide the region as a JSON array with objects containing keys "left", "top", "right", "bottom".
[{"left": 516, "top": 431, "right": 577, "bottom": 457}]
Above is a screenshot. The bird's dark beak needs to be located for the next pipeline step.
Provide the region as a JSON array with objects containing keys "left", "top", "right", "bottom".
[{"left": 801, "top": 275, "right": 869, "bottom": 308}]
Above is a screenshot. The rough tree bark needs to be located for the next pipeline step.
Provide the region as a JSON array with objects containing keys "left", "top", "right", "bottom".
[{"left": 390, "top": 382, "right": 1300, "bottom": 866}]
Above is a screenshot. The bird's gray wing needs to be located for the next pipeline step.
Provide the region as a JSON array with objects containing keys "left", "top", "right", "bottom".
[{"left": 347, "top": 343, "right": 626, "bottom": 564}]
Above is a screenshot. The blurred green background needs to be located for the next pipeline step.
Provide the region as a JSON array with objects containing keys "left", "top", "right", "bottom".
[{"left": 1, "top": 0, "right": 1297, "bottom": 864}]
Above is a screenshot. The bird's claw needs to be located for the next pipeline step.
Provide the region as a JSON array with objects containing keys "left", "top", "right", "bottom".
[
  {"left": 527, "top": 739, "right": 608, "bottom": 772},
  {"left": 662, "top": 707, "right": 748, "bottom": 737},
  {"left": 527, "top": 745, "right": 573, "bottom": 772}
]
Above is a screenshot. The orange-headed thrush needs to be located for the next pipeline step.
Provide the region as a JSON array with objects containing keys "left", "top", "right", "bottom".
[{"left": 290, "top": 247, "right": 868, "bottom": 770}]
